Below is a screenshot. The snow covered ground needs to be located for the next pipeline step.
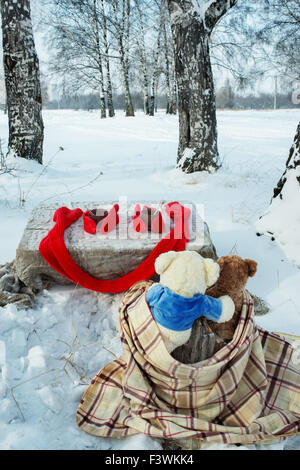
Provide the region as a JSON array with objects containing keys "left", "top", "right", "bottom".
[{"left": 0, "top": 108, "right": 299, "bottom": 450}]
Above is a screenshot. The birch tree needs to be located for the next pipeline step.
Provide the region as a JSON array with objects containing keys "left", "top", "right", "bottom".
[
  {"left": 133, "top": 0, "right": 150, "bottom": 114},
  {"left": 167, "top": 0, "right": 237, "bottom": 173},
  {"left": 99, "top": 0, "right": 115, "bottom": 117},
  {"left": 256, "top": 0, "right": 300, "bottom": 82},
  {"left": 1, "top": 0, "right": 44, "bottom": 163},
  {"left": 257, "top": 0, "right": 300, "bottom": 204},
  {"left": 256, "top": 122, "right": 300, "bottom": 255},
  {"left": 92, "top": 0, "right": 106, "bottom": 118},
  {"left": 149, "top": 8, "right": 164, "bottom": 116},
  {"left": 47, "top": 0, "right": 115, "bottom": 118},
  {"left": 162, "top": 0, "right": 177, "bottom": 114},
  {"left": 111, "top": 0, "right": 135, "bottom": 116},
  {"left": 256, "top": 1, "right": 300, "bottom": 255},
  {"left": 273, "top": 124, "right": 300, "bottom": 202}
]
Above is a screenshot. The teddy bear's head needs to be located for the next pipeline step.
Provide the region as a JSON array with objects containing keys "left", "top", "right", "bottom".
[
  {"left": 154, "top": 250, "right": 220, "bottom": 298},
  {"left": 214, "top": 255, "right": 257, "bottom": 294},
  {"left": 206, "top": 254, "right": 258, "bottom": 342}
]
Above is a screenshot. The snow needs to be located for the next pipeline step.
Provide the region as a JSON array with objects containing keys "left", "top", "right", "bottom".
[
  {"left": 27, "top": 346, "right": 46, "bottom": 371},
  {"left": 0, "top": 108, "right": 299, "bottom": 450},
  {"left": 169, "top": 0, "right": 217, "bottom": 26},
  {"left": 256, "top": 162, "right": 300, "bottom": 266},
  {"left": 191, "top": 0, "right": 215, "bottom": 21}
]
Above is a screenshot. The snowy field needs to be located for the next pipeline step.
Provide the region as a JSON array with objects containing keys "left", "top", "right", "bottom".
[{"left": 0, "top": 108, "right": 299, "bottom": 450}]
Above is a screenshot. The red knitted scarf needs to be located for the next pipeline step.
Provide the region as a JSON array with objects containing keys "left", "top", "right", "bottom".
[{"left": 39, "top": 202, "right": 190, "bottom": 293}]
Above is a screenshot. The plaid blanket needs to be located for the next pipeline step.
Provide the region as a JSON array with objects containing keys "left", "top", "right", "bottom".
[{"left": 76, "top": 282, "right": 300, "bottom": 446}]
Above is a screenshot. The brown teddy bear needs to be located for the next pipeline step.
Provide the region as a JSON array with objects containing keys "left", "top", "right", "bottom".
[{"left": 206, "top": 255, "right": 258, "bottom": 341}]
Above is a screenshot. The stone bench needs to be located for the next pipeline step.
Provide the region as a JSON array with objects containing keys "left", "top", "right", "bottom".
[{"left": 14, "top": 200, "right": 217, "bottom": 290}]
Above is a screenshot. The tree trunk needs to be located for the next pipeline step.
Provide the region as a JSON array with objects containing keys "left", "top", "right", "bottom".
[
  {"left": 155, "top": 77, "right": 159, "bottom": 113},
  {"left": 162, "top": 0, "right": 176, "bottom": 115},
  {"left": 1, "top": 0, "right": 44, "bottom": 164},
  {"left": 143, "top": 75, "right": 150, "bottom": 115},
  {"left": 168, "top": 7, "right": 218, "bottom": 172},
  {"left": 121, "top": 61, "right": 135, "bottom": 117},
  {"left": 162, "top": 18, "right": 171, "bottom": 114},
  {"left": 123, "top": 0, "right": 134, "bottom": 117},
  {"left": 149, "top": 8, "right": 163, "bottom": 117},
  {"left": 273, "top": 122, "right": 300, "bottom": 200},
  {"left": 138, "top": 48, "right": 149, "bottom": 115},
  {"left": 172, "top": 317, "right": 219, "bottom": 364},
  {"left": 256, "top": 122, "right": 300, "bottom": 262},
  {"left": 99, "top": 83, "right": 106, "bottom": 119},
  {"left": 93, "top": 0, "right": 106, "bottom": 119},
  {"left": 149, "top": 76, "right": 156, "bottom": 116},
  {"left": 139, "top": 48, "right": 150, "bottom": 115},
  {"left": 99, "top": 0, "right": 115, "bottom": 117},
  {"left": 169, "top": 68, "right": 177, "bottom": 115},
  {"left": 167, "top": 0, "right": 237, "bottom": 173},
  {"left": 112, "top": 0, "right": 134, "bottom": 117},
  {"left": 105, "top": 70, "right": 115, "bottom": 118},
  {"left": 134, "top": 0, "right": 150, "bottom": 115}
]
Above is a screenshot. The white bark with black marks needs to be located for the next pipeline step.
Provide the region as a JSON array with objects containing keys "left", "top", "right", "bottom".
[
  {"left": 256, "top": 122, "right": 300, "bottom": 265},
  {"left": 162, "top": 0, "right": 177, "bottom": 114},
  {"left": 167, "top": 0, "right": 237, "bottom": 173},
  {"left": 112, "top": 0, "right": 134, "bottom": 117},
  {"left": 149, "top": 6, "right": 164, "bottom": 116},
  {"left": 134, "top": 0, "right": 150, "bottom": 115},
  {"left": 99, "top": 0, "right": 115, "bottom": 117},
  {"left": 1, "top": 0, "right": 44, "bottom": 164},
  {"left": 93, "top": 0, "right": 106, "bottom": 118},
  {"left": 272, "top": 122, "right": 300, "bottom": 202}
]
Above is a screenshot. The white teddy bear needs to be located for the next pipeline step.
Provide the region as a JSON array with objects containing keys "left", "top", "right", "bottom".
[{"left": 146, "top": 250, "right": 235, "bottom": 353}]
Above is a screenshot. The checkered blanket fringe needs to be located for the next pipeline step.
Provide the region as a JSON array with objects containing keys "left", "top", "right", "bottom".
[{"left": 76, "top": 281, "right": 300, "bottom": 446}]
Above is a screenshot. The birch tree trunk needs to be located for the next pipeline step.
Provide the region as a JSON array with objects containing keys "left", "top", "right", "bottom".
[
  {"left": 272, "top": 122, "right": 300, "bottom": 201},
  {"left": 170, "top": 68, "right": 177, "bottom": 114},
  {"left": 155, "top": 76, "right": 159, "bottom": 113},
  {"left": 134, "top": 0, "right": 149, "bottom": 115},
  {"left": 167, "top": 0, "right": 237, "bottom": 173},
  {"left": 139, "top": 47, "right": 150, "bottom": 115},
  {"left": 1, "top": 0, "right": 44, "bottom": 164},
  {"left": 99, "top": 0, "right": 115, "bottom": 117},
  {"left": 93, "top": 0, "right": 106, "bottom": 119},
  {"left": 112, "top": 0, "right": 134, "bottom": 117},
  {"left": 256, "top": 122, "right": 300, "bottom": 262},
  {"left": 123, "top": 0, "right": 134, "bottom": 116},
  {"left": 162, "top": 0, "right": 177, "bottom": 115},
  {"left": 149, "top": 11, "right": 163, "bottom": 116}
]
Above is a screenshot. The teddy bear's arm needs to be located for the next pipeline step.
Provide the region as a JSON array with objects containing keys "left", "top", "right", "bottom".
[
  {"left": 201, "top": 294, "right": 234, "bottom": 324},
  {"left": 217, "top": 295, "right": 235, "bottom": 323}
]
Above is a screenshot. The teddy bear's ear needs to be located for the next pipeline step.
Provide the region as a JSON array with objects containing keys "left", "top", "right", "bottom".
[
  {"left": 155, "top": 251, "right": 177, "bottom": 275},
  {"left": 245, "top": 259, "right": 258, "bottom": 277},
  {"left": 217, "top": 257, "right": 226, "bottom": 272},
  {"left": 204, "top": 258, "right": 220, "bottom": 287}
]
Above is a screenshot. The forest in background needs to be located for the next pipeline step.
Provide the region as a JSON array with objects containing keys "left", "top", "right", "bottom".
[{"left": 0, "top": 0, "right": 299, "bottom": 114}]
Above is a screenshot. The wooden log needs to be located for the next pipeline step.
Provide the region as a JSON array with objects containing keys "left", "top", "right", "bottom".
[{"left": 172, "top": 317, "right": 217, "bottom": 363}]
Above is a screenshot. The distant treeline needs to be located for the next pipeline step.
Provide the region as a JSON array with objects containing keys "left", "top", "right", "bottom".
[
  {"left": 43, "top": 90, "right": 298, "bottom": 112},
  {"left": 45, "top": 92, "right": 168, "bottom": 112},
  {"left": 216, "top": 91, "right": 298, "bottom": 110}
]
